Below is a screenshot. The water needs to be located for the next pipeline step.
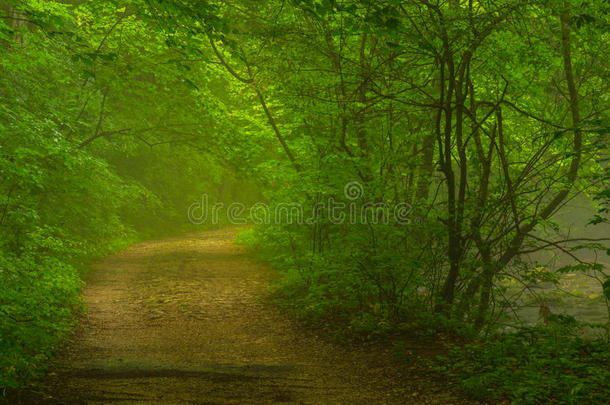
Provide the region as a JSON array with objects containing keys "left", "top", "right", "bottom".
[{"left": 505, "top": 197, "right": 609, "bottom": 328}]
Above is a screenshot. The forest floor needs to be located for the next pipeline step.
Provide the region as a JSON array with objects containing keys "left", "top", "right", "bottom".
[{"left": 5, "top": 228, "right": 475, "bottom": 404}]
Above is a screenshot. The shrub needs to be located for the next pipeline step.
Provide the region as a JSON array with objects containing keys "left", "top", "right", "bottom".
[{"left": 434, "top": 321, "right": 610, "bottom": 404}]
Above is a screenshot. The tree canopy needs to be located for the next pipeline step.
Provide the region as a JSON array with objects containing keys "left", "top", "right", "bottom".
[{"left": 1, "top": 0, "right": 609, "bottom": 402}]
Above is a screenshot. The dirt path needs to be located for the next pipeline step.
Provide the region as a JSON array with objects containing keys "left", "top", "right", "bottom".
[{"left": 9, "top": 228, "right": 471, "bottom": 404}]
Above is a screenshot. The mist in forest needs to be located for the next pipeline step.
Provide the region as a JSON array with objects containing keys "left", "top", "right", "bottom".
[{"left": 1, "top": 1, "right": 609, "bottom": 404}]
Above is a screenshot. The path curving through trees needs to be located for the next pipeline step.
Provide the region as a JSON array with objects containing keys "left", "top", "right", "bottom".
[{"left": 8, "top": 228, "right": 471, "bottom": 404}]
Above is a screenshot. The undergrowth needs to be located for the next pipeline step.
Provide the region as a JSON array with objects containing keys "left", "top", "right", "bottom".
[
  {"left": 238, "top": 227, "right": 610, "bottom": 404},
  {"left": 434, "top": 321, "right": 610, "bottom": 404}
]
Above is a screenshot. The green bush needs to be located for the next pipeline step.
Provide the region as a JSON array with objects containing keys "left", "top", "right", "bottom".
[
  {"left": 0, "top": 248, "right": 81, "bottom": 388},
  {"left": 239, "top": 224, "right": 433, "bottom": 339},
  {"left": 434, "top": 322, "right": 610, "bottom": 404}
]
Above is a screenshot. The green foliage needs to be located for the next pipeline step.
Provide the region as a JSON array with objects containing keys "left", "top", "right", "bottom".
[
  {"left": 0, "top": 245, "right": 81, "bottom": 389},
  {"left": 241, "top": 222, "right": 439, "bottom": 339},
  {"left": 435, "top": 323, "right": 610, "bottom": 404}
]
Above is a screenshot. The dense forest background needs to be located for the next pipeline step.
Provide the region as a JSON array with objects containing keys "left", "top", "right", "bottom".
[{"left": 1, "top": 0, "right": 609, "bottom": 403}]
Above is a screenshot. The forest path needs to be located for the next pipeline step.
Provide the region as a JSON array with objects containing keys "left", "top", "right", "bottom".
[{"left": 11, "top": 228, "right": 469, "bottom": 404}]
